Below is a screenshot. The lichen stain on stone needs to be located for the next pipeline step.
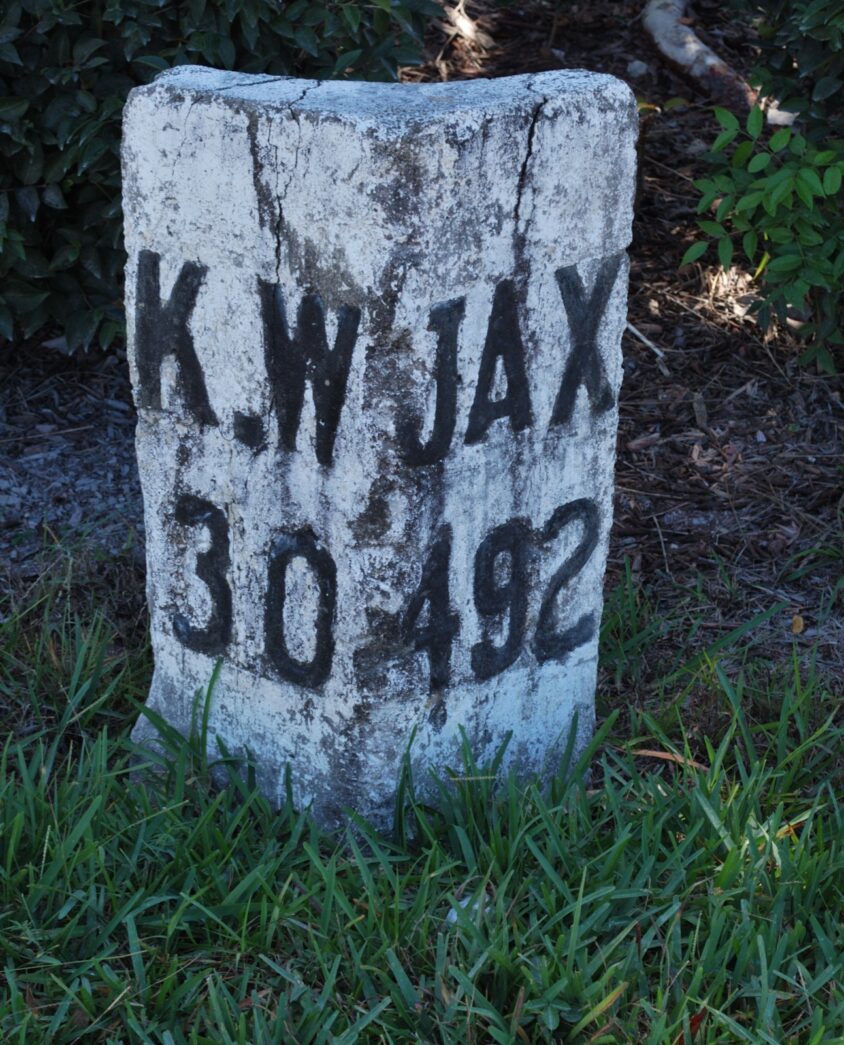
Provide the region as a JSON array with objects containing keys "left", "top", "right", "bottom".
[
  {"left": 349, "top": 477, "right": 393, "bottom": 543},
  {"left": 277, "top": 226, "right": 366, "bottom": 313}
]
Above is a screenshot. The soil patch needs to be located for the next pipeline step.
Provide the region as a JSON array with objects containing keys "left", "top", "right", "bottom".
[{"left": 0, "top": 344, "right": 143, "bottom": 584}]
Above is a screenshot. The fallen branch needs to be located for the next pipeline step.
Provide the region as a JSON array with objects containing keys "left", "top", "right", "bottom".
[
  {"left": 626, "top": 320, "right": 671, "bottom": 376},
  {"left": 643, "top": 0, "right": 757, "bottom": 110}
]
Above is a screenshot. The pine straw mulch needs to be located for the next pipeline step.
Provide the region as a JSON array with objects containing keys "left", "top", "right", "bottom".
[{"left": 403, "top": 0, "right": 843, "bottom": 688}]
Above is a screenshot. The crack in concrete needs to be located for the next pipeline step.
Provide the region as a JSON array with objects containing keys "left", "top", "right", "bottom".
[
  {"left": 163, "top": 75, "right": 291, "bottom": 196},
  {"left": 213, "top": 75, "right": 289, "bottom": 93},
  {"left": 268, "top": 122, "right": 283, "bottom": 282},
  {"left": 170, "top": 99, "right": 198, "bottom": 192},
  {"left": 513, "top": 95, "right": 548, "bottom": 227},
  {"left": 272, "top": 81, "right": 322, "bottom": 283}
]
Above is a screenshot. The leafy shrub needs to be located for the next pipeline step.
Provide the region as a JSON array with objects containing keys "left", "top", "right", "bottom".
[
  {"left": 686, "top": 1, "right": 844, "bottom": 372},
  {"left": 752, "top": 0, "right": 844, "bottom": 137},
  {"left": 0, "top": 0, "right": 437, "bottom": 351},
  {"left": 686, "top": 106, "right": 843, "bottom": 372}
]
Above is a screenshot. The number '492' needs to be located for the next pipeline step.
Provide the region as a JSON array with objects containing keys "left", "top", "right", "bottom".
[{"left": 402, "top": 498, "right": 600, "bottom": 695}]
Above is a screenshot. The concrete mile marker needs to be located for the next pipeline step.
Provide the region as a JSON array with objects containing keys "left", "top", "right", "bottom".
[{"left": 123, "top": 67, "right": 637, "bottom": 829}]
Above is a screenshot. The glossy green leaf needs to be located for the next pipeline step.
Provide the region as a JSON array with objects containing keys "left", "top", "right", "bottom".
[
  {"left": 699, "top": 220, "right": 725, "bottom": 236},
  {"left": 134, "top": 54, "right": 170, "bottom": 71},
  {"left": 746, "top": 106, "right": 763, "bottom": 139},
  {"left": 712, "top": 128, "right": 738, "bottom": 153},
  {"left": 0, "top": 303, "right": 13, "bottom": 339},
  {"left": 797, "top": 168, "right": 825, "bottom": 196},
  {"left": 42, "top": 184, "right": 67, "bottom": 209},
  {"left": 732, "top": 140, "right": 754, "bottom": 168},
  {"left": 681, "top": 241, "right": 708, "bottom": 266},
  {"left": 714, "top": 107, "right": 739, "bottom": 131},
  {"left": 65, "top": 309, "right": 99, "bottom": 350},
  {"left": 747, "top": 152, "right": 771, "bottom": 173},
  {"left": 767, "top": 254, "right": 803, "bottom": 274},
  {"left": 715, "top": 195, "right": 735, "bottom": 221},
  {"left": 72, "top": 36, "right": 105, "bottom": 65},
  {"left": 14, "top": 185, "right": 39, "bottom": 221},
  {"left": 4, "top": 284, "right": 49, "bottom": 311},
  {"left": 794, "top": 178, "right": 814, "bottom": 209},
  {"left": 0, "top": 97, "right": 28, "bottom": 120},
  {"left": 735, "top": 191, "right": 764, "bottom": 213},
  {"left": 0, "top": 42, "right": 23, "bottom": 65},
  {"left": 812, "top": 76, "right": 841, "bottom": 101},
  {"left": 50, "top": 241, "right": 80, "bottom": 270},
  {"left": 822, "top": 166, "right": 842, "bottom": 195}
]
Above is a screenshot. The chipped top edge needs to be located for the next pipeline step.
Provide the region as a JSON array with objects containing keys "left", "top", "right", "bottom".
[{"left": 125, "top": 65, "right": 638, "bottom": 131}]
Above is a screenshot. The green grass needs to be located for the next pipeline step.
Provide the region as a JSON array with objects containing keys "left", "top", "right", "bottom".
[{"left": 0, "top": 564, "right": 842, "bottom": 1043}]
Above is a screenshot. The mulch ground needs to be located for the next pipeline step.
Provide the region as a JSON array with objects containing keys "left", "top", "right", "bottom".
[
  {"left": 0, "top": 344, "right": 142, "bottom": 571},
  {"left": 1, "top": 0, "right": 841, "bottom": 688}
]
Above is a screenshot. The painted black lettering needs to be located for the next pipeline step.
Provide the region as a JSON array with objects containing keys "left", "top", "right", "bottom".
[
  {"left": 471, "top": 519, "right": 530, "bottom": 680},
  {"left": 402, "top": 526, "right": 459, "bottom": 700},
  {"left": 533, "top": 498, "right": 600, "bottom": 663},
  {"left": 172, "top": 494, "right": 232, "bottom": 654},
  {"left": 465, "top": 279, "right": 532, "bottom": 445},
  {"left": 550, "top": 254, "right": 622, "bottom": 426},
  {"left": 265, "top": 529, "right": 336, "bottom": 688},
  {"left": 135, "top": 250, "right": 216, "bottom": 426},
  {"left": 259, "top": 280, "right": 360, "bottom": 467},
  {"left": 397, "top": 298, "right": 465, "bottom": 466},
  {"left": 233, "top": 411, "right": 266, "bottom": 450}
]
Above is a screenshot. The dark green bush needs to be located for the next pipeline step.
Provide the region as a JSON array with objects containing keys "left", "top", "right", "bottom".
[
  {"left": 752, "top": 0, "right": 844, "bottom": 137},
  {"left": 0, "top": 0, "right": 437, "bottom": 351},
  {"left": 686, "top": 0, "right": 844, "bottom": 371}
]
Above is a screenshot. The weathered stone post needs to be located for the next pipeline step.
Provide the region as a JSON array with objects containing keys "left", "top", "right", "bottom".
[{"left": 123, "top": 67, "right": 636, "bottom": 828}]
